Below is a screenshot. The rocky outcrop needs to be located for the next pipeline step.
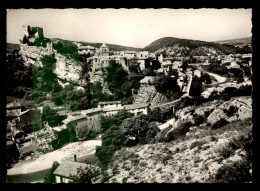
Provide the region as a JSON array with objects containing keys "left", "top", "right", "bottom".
[
  {"left": 53, "top": 53, "right": 81, "bottom": 84},
  {"left": 202, "top": 81, "right": 252, "bottom": 99},
  {"left": 207, "top": 96, "right": 252, "bottom": 124},
  {"left": 134, "top": 85, "right": 168, "bottom": 107}
]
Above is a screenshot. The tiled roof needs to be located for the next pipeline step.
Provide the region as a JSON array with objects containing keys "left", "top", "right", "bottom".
[
  {"left": 102, "top": 106, "right": 124, "bottom": 112},
  {"left": 62, "top": 115, "right": 87, "bottom": 124},
  {"left": 53, "top": 160, "right": 89, "bottom": 178},
  {"left": 124, "top": 103, "right": 149, "bottom": 110},
  {"left": 78, "top": 45, "right": 95, "bottom": 50}
]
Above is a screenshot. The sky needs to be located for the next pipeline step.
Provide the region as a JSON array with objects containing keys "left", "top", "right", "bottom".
[{"left": 6, "top": 8, "right": 252, "bottom": 48}]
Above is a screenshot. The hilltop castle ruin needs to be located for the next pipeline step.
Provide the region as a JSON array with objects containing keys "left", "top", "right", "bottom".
[{"left": 19, "top": 25, "right": 53, "bottom": 65}]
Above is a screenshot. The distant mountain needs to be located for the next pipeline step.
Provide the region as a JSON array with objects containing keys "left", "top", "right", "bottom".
[
  {"left": 142, "top": 37, "right": 252, "bottom": 56},
  {"left": 214, "top": 37, "right": 251, "bottom": 46},
  {"left": 51, "top": 38, "right": 141, "bottom": 52}
]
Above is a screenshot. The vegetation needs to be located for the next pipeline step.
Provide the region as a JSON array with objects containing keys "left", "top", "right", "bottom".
[
  {"left": 228, "top": 68, "right": 244, "bottom": 83},
  {"left": 44, "top": 161, "right": 60, "bottom": 183},
  {"left": 69, "top": 166, "right": 92, "bottom": 183},
  {"left": 206, "top": 63, "right": 228, "bottom": 75},
  {"left": 41, "top": 106, "right": 65, "bottom": 127},
  {"left": 143, "top": 37, "right": 252, "bottom": 55},
  {"left": 154, "top": 75, "right": 181, "bottom": 101},
  {"left": 6, "top": 52, "right": 33, "bottom": 98},
  {"left": 52, "top": 40, "right": 79, "bottom": 61},
  {"left": 189, "top": 76, "right": 203, "bottom": 97},
  {"left": 96, "top": 111, "right": 160, "bottom": 169},
  {"left": 212, "top": 127, "right": 252, "bottom": 183},
  {"left": 162, "top": 121, "right": 193, "bottom": 142},
  {"left": 103, "top": 60, "right": 143, "bottom": 104},
  {"left": 211, "top": 118, "right": 229, "bottom": 129},
  {"left": 224, "top": 105, "right": 238, "bottom": 116},
  {"left": 200, "top": 72, "right": 212, "bottom": 84},
  {"left": 213, "top": 159, "right": 252, "bottom": 183}
]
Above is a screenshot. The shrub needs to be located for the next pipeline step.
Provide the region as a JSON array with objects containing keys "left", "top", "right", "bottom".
[
  {"left": 224, "top": 105, "right": 238, "bottom": 116},
  {"left": 164, "top": 121, "right": 192, "bottom": 142},
  {"left": 213, "top": 159, "right": 251, "bottom": 183},
  {"left": 44, "top": 161, "right": 60, "bottom": 183},
  {"left": 193, "top": 114, "right": 206, "bottom": 126},
  {"left": 212, "top": 118, "right": 229, "bottom": 129},
  {"left": 217, "top": 145, "right": 235, "bottom": 159},
  {"left": 190, "top": 140, "right": 206, "bottom": 149},
  {"left": 228, "top": 129, "right": 252, "bottom": 161},
  {"left": 206, "top": 63, "right": 228, "bottom": 75}
]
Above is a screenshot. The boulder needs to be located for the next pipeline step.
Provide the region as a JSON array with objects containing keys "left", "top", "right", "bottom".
[
  {"left": 207, "top": 108, "right": 227, "bottom": 125},
  {"left": 238, "top": 106, "right": 252, "bottom": 121}
]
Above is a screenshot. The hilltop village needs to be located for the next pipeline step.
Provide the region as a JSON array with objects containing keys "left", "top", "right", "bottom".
[{"left": 6, "top": 25, "right": 252, "bottom": 183}]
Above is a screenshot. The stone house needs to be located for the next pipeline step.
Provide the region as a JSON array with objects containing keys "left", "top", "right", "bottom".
[
  {"left": 78, "top": 45, "right": 95, "bottom": 55},
  {"left": 97, "top": 101, "right": 122, "bottom": 109},
  {"left": 95, "top": 43, "right": 109, "bottom": 57},
  {"left": 124, "top": 103, "right": 149, "bottom": 116},
  {"left": 81, "top": 108, "right": 104, "bottom": 131},
  {"left": 7, "top": 101, "right": 42, "bottom": 135},
  {"left": 62, "top": 115, "right": 89, "bottom": 140}
]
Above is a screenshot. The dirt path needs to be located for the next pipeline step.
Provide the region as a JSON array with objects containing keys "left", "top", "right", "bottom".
[{"left": 7, "top": 140, "right": 101, "bottom": 175}]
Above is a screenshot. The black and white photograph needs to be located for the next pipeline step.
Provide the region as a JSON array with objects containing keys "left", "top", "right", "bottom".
[{"left": 5, "top": 8, "right": 253, "bottom": 183}]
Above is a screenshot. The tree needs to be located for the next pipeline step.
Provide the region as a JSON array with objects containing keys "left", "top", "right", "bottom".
[
  {"left": 189, "top": 76, "right": 203, "bottom": 97},
  {"left": 105, "top": 60, "right": 128, "bottom": 98},
  {"left": 44, "top": 161, "right": 60, "bottom": 183},
  {"left": 154, "top": 75, "right": 181, "bottom": 101},
  {"left": 42, "top": 106, "right": 60, "bottom": 127},
  {"left": 119, "top": 114, "right": 160, "bottom": 146},
  {"left": 201, "top": 72, "right": 212, "bottom": 84},
  {"left": 69, "top": 166, "right": 92, "bottom": 183},
  {"left": 143, "top": 68, "right": 155, "bottom": 76},
  {"left": 96, "top": 111, "right": 159, "bottom": 168},
  {"left": 181, "top": 61, "right": 189, "bottom": 71},
  {"left": 151, "top": 59, "right": 161, "bottom": 70}
]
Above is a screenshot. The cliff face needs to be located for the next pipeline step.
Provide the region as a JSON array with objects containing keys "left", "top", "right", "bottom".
[
  {"left": 134, "top": 85, "right": 168, "bottom": 107},
  {"left": 53, "top": 52, "right": 81, "bottom": 85}
]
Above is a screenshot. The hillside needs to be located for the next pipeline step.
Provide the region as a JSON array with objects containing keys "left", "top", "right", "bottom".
[
  {"left": 51, "top": 38, "right": 141, "bottom": 52},
  {"left": 214, "top": 37, "right": 251, "bottom": 46},
  {"left": 142, "top": 37, "right": 252, "bottom": 56},
  {"left": 103, "top": 96, "right": 252, "bottom": 183}
]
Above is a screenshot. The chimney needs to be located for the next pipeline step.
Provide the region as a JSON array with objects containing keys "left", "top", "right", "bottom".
[{"left": 74, "top": 154, "right": 77, "bottom": 162}]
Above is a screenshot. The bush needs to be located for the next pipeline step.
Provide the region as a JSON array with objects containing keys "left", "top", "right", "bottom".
[
  {"left": 206, "top": 63, "right": 228, "bottom": 75},
  {"left": 212, "top": 118, "right": 229, "bottom": 129},
  {"left": 193, "top": 114, "right": 206, "bottom": 125},
  {"left": 228, "top": 129, "right": 252, "bottom": 161},
  {"left": 217, "top": 145, "right": 235, "bottom": 159},
  {"left": 44, "top": 161, "right": 60, "bottom": 183},
  {"left": 164, "top": 121, "right": 192, "bottom": 142},
  {"left": 213, "top": 159, "right": 251, "bottom": 183},
  {"left": 224, "top": 105, "right": 238, "bottom": 116},
  {"left": 69, "top": 166, "right": 92, "bottom": 183},
  {"left": 190, "top": 140, "right": 206, "bottom": 149},
  {"left": 154, "top": 75, "right": 181, "bottom": 100},
  {"left": 201, "top": 72, "right": 212, "bottom": 84}
]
